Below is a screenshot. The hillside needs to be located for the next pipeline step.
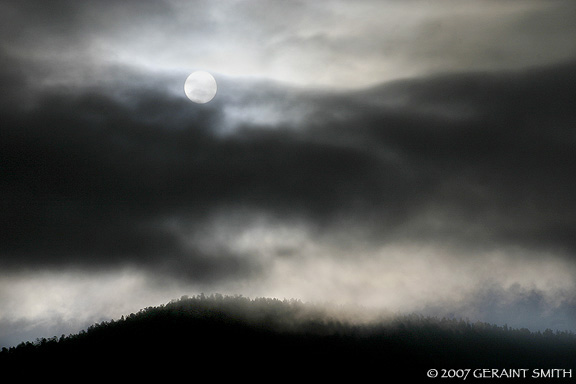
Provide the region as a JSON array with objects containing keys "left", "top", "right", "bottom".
[{"left": 2, "top": 294, "right": 575, "bottom": 380}]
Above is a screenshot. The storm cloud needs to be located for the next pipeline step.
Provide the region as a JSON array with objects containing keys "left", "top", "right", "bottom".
[{"left": 1, "top": 0, "right": 576, "bottom": 347}]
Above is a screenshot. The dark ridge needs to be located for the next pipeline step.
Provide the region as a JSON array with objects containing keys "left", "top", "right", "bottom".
[{"left": 2, "top": 294, "right": 575, "bottom": 380}]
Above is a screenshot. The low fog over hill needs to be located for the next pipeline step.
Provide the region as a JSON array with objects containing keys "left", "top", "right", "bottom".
[{"left": 2, "top": 295, "right": 575, "bottom": 380}]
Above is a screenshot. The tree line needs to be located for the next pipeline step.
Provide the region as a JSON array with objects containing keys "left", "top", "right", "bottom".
[{"left": 2, "top": 294, "right": 575, "bottom": 380}]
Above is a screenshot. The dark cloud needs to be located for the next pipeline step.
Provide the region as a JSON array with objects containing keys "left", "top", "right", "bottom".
[
  {"left": 0, "top": 0, "right": 177, "bottom": 43},
  {"left": 0, "top": 65, "right": 397, "bottom": 278},
  {"left": 2, "top": 53, "right": 576, "bottom": 282},
  {"left": 305, "top": 61, "right": 576, "bottom": 251}
]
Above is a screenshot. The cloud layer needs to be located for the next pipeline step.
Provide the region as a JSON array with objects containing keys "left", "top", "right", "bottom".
[
  {"left": 3, "top": 0, "right": 576, "bottom": 87},
  {"left": 2, "top": 0, "right": 576, "bottom": 347}
]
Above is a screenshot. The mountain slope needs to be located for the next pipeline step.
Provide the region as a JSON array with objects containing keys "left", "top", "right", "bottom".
[{"left": 2, "top": 294, "right": 575, "bottom": 380}]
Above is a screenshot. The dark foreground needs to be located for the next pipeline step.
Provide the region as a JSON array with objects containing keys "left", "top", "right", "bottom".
[{"left": 2, "top": 295, "right": 575, "bottom": 381}]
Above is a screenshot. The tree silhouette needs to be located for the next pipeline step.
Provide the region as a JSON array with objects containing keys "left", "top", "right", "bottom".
[{"left": 1, "top": 294, "right": 575, "bottom": 380}]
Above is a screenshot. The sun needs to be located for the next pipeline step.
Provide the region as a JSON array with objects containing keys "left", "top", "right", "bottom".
[{"left": 184, "top": 71, "right": 217, "bottom": 104}]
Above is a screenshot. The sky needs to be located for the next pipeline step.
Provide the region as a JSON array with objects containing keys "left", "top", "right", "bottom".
[{"left": 1, "top": 0, "right": 576, "bottom": 347}]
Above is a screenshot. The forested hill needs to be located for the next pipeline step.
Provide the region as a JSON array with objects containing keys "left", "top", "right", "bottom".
[{"left": 2, "top": 294, "right": 575, "bottom": 381}]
